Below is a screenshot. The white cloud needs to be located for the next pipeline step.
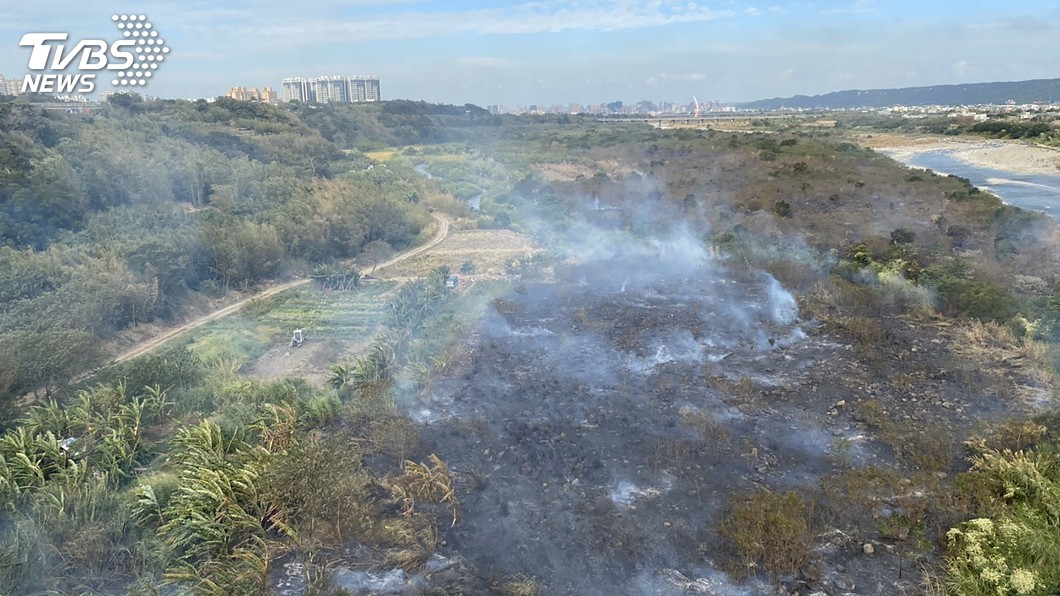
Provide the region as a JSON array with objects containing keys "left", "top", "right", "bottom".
[
  {"left": 646, "top": 71, "right": 710, "bottom": 85},
  {"left": 233, "top": 1, "right": 736, "bottom": 46}
]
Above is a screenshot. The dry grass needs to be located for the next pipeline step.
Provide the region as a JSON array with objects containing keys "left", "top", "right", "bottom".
[
  {"left": 854, "top": 401, "right": 957, "bottom": 472},
  {"left": 946, "top": 319, "right": 1056, "bottom": 400},
  {"left": 952, "top": 320, "right": 1042, "bottom": 362},
  {"left": 967, "top": 418, "right": 1047, "bottom": 454},
  {"left": 680, "top": 409, "right": 732, "bottom": 453},
  {"left": 534, "top": 162, "right": 597, "bottom": 182},
  {"left": 710, "top": 375, "right": 757, "bottom": 404},
  {"left": 386, "top": 454, "right": 459, "bottom": 522},
  {"left": 718, "top": 489, "right": 817, "bottom": 579},
  {"left": 377, "top": 517, "right": 439, "bottom": 571},
  {"left": 379, "top": 229, "right": 542, "bottom": 278},
  {"left": 500, "top": 575, "right": 543, "bottom": 596},
  {"left": 363, "top": 149, "right": 397, "bottom": 162}
]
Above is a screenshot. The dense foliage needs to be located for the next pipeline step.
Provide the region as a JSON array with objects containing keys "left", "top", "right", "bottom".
[{"left": 0, "top": 95, "right": 462, "bottom": 409}]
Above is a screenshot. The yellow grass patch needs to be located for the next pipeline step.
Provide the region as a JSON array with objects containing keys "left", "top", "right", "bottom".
[
  {"left": 364, "top": 149, "right": 397, "bottom": 162},
  {"left": 946, "top": 319, "right": 1056, "bottom": 402},
  {"left": 378, "top": 229, "right": 541, "bottom": 278},
  {"left": 535, "top": 162, "right": 597, "bottom": 182}
]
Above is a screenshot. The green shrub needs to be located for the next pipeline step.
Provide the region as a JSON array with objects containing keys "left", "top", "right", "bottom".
[{"left": 945, "top": 445, "right": 1060, "bottom": 595}]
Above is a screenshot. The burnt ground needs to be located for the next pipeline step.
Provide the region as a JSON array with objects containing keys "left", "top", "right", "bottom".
[{"left": 409, "top": 250, "right": 1025, "bottom": 595}]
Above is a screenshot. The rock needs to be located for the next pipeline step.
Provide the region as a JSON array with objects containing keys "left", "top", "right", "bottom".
[
  {"left": 799, "top": 562, "right": 823, "bottom": 583},
  {"left": 835, "top": 400, "right": 846, "bottom": 408},
  {"left": 936, "top": 471, "right": 948, "bottom": 480},
  {"left": 862, "top": 543, "right": 875, "bottom": 556},
  {"left": 331, "top": 568, "right": 420, "bottom": 594},
  {"left": 424, "top": 554, "right": 455, "bottom": 573},
  {"left": 835, "top": 578, "right": 856, "bottom": 591}
]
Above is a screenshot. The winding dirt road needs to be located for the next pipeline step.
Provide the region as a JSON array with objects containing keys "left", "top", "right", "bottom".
[{"left": 110, "top": 212, "right": 450, "bottom": 366}]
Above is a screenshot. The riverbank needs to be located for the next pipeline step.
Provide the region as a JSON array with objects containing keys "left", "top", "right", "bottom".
[{"left": 856, "top": 134, "right": 1060, "bottom": 176}]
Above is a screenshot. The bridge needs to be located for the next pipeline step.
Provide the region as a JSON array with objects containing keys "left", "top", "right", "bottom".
[
  {"left": 32, "top": 102, "right": 104, "bottom": 112},
  {"left": 595, "top": 113, "right": 792, "bottom": 124}
]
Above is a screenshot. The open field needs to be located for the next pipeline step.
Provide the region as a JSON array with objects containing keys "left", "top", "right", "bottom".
[
  {"left": 173, "top": 281, "right": 399, "bottom": 386},
  {"left": 378, "top": 228, "right": 542, "bottom": 278},
  {"left": 363, "top": 149, "right": 398, "bottom": 161},
  {"left": 92, "top": 213, "right": 447, "bottom": 371}
]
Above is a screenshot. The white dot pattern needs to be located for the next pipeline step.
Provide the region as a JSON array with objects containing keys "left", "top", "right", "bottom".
[{"left": 111, "top": 15, "right": 167, "bottom": 87}]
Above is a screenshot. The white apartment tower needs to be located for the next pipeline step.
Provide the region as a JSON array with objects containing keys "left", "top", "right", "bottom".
[{"left": 281, "top": 76, "right": 380, "bottom": 103}]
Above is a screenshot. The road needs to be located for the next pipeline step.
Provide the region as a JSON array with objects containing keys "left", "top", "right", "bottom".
[{"left": 110, "top": 212, "right": 450, "bottom": 366}]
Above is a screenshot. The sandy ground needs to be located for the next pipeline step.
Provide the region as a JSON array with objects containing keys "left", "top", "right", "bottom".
[{"left": 857, "top": 134, "right": 1060, "bottom": 176}]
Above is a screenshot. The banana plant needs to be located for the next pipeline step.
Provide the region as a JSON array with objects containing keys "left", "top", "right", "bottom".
[{"left": 20, "top": 398, "right": 70, "bottom": 437}]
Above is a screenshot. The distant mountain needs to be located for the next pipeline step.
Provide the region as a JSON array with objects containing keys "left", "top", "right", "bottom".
[{"left": 741, "top": 78, "right": 1060, "bottom": 110}]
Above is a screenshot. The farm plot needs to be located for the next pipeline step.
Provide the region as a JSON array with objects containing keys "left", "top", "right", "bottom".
[
  {"left": 379, "top": 229, "right": 541, "bottom": 279},
  {"left": 177, "top": 281, "right": 399, "bottom": 386}
]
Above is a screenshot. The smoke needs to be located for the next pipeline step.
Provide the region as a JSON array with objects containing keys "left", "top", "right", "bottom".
[
  {"left": 405, "top": 170, "right": 837, "bottom": 594},
  {"left": 765, "top": 274, "right": 798, "bottom": 325},
  {"left": 631, "top": 567, "right": 770, "bottom": 596}
]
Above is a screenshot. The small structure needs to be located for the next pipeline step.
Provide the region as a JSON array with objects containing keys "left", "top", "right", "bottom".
[
  {"left": 445, "top": 274, "right": 459, "bottom": 289},
  {"left": 290, "top": 329, "right": 304, "bottom": 349},
  {"left": 59, "top": 437, "right": 82, "bottom": 461}
]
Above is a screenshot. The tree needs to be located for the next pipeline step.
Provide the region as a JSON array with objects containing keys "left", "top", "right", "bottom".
[{"left": 2, "top": 330, "right": 101, "bottom": 401}]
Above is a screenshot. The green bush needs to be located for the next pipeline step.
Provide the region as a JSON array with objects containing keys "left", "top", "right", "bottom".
[
  {"left": 946, "top": 447, "right": 1060, "bottom": 595},
  {"left": 924, "top": 262, "right": 1020, "bottom": 322}
]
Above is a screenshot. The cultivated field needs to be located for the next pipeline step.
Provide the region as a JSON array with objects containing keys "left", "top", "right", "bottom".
[{"left": 378, "top": 228, "right": 542, "bottom": 278}]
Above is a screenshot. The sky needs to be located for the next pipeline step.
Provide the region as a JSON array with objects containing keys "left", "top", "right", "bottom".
[{"left": 1, "top": 0, "right": 1059, "bottom": 106}]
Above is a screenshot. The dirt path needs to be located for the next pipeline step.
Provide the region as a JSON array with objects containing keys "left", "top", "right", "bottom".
[{"left": 110, "top": 213, "right": 449, "bottom": 366}]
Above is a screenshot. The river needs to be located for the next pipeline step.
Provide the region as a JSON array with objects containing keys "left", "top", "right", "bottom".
[
  {"left": 414, "top": 163, "right": 483, "bottom": 210},
  {"left": 885, "top": 149, "right": 1060, "bottom": 220}
]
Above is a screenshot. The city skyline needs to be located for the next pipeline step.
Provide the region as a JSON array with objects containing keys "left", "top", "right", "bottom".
[{"left": 1, "top": 1, "right": 1058, "bottom": 106}]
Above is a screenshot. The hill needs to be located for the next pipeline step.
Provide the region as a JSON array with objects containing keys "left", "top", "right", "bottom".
[
  {"left": 0, "top": 94, "right": 497, "bottom": 408},
  {"left": 741, "top": 77, "right": 1060, "bottom": 110}
]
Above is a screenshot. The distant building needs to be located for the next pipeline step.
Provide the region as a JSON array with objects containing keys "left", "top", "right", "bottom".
[
  {"left": 281, "top": 76, "right": 380, "bottom": 103},
  {"left": 0, "top": 75, "right": 22, "bottom": 95},
  {"left": 226, "top": 86, "right": 279, "bottom": 103}
]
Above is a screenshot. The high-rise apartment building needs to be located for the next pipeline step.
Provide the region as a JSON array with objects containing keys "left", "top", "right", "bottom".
[
  {"left": 281, "top": 76, "right": 380, "bottom": 103},
  {"left": 0, "top": 75, "right": 23, "bottom": 96}
]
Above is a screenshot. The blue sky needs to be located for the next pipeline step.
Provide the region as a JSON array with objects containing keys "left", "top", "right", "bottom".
[{"left": 2, "top": 1, "right": 1059, "bottom": 106}]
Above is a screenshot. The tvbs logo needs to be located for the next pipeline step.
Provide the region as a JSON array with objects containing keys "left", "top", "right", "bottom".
[{"left": 19, "top": 15, "right": 169, "bottom": 94}]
